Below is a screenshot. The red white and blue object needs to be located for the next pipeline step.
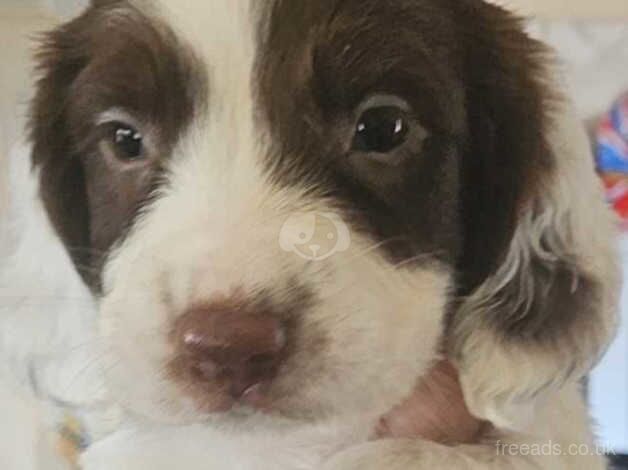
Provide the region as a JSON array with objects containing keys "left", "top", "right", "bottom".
[{"left": 596, "top": 93, "right": 628, "bottom": 229}]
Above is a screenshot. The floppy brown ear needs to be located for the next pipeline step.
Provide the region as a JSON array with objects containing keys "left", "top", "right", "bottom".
[
  {"left": 30, "top": 11, "right": 96, "bottom": 285},
  {"left": 447, "top": 2, "right": 620, "bottom": 429}
]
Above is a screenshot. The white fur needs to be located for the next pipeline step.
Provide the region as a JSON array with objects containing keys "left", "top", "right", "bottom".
[{"left": 82, "top": 417, "right": 371, "bottom": 470}]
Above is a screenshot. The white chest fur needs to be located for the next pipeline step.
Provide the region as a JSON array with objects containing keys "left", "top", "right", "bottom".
[{"left": 82, "top": 418, "right": 373, "bottom": 470}]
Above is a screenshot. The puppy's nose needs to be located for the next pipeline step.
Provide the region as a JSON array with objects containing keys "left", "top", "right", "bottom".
[{"left": 174, "top": 306, "right": 286, "bottom": 399}]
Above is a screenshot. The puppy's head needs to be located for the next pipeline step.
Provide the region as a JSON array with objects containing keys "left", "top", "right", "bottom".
[{"left": 30, "top": 0, "right": 619, "bottom": 426}]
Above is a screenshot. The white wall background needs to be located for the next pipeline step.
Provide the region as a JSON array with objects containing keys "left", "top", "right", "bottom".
[
  {"left": 503, "top": 0, "right": 628, "bottom": 18},
  {"left": 0, "top": 0, "right": 86, "bottom": 18},
  {"left": 43, "top": 0, "right": 86, "bottom": 18},
  {"left": 2, "top": 0, "right": 626, "bottom": 19}
]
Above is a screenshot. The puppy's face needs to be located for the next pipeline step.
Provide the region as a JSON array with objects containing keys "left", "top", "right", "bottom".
[
  {"left": 32, "top": 0, "right": 616, "bottom": 426},
  {"left": 99, "top": 0, "right": 460, "bottom": 422}
]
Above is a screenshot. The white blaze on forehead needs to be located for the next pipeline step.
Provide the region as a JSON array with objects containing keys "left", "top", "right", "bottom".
[
  {"left": 100, "top": 0, "right": 272, "bottom": 336},
  {"left": 151, "top": 0, "right": 264, "bottom": 190}
]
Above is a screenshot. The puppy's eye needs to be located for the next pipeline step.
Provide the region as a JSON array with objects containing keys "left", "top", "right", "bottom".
[
  {"left": 112, "top": 123, "right": 144, "bottom": 161},
  {"left": 352, "top": 106, "right": 409, "bottom": 153}
]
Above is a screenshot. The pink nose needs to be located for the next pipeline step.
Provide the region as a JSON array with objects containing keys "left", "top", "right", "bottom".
[{"left": 173, "top": 306, "right": 287, "bottom": 399}]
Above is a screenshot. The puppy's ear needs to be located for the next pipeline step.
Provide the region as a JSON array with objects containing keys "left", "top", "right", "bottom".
[
  {"left": 448, "top": 3, "right": 620, "bottom": 429},
  {"left": 30, "top": 9, "right": 97, "bottom": 285}
]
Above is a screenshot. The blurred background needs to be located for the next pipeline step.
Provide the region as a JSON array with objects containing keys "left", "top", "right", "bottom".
[{"left": 2, "top": 0, "right": 627, "bottom": 467}]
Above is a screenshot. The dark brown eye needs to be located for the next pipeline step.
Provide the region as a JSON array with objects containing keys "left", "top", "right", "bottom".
[
  {"left": 352, "top": 106, "right": 409, "bottom": 153},
  {"left": 112, "top": 123, "right": 143, "bottom": 161}
]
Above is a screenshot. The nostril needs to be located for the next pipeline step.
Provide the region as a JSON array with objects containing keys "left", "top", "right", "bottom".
[
  {"left": 190, "top": 360, "right": 221, "bottom": 381},
  {"left": 248, "top": 353, "right": 278, "bottom": 366},
  {"left": 246, "top": 352, "right": 281, "bottom": 377}
]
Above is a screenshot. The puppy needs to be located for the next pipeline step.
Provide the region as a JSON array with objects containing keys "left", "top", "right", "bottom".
[{"left": 1, "top": 0, "right": 620, "bottom": 468}]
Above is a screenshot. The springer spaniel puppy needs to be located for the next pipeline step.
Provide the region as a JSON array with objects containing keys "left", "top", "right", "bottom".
[{"left": 0, "top": 0, "right": 620, "bottom": 468}]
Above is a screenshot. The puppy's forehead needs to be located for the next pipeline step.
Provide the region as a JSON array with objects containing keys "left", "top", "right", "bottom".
[
  {"left": 149, "top": 0, "right": 258, "bottom": 116},
  {"left": 145, "top": 0, "right": 462, "bottom": 173},
  {"left": 151, "top": 0, "right": 259, "bottom": 71},
  {"left": 146, "top": 0, "right": 459, "bottom": 129}
]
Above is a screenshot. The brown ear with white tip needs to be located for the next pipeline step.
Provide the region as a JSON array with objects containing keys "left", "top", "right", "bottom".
[{"left": 448, "top": 2, "right": 620, "bottom": 429}]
